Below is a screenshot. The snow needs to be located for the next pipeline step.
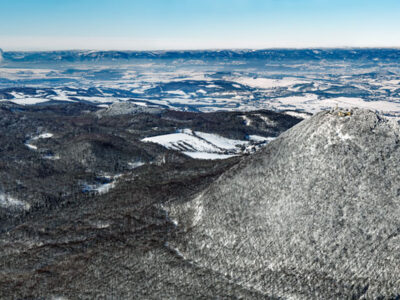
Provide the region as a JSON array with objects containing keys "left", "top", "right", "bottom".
[
  {"left": 2, "top": 61, "right": 400, "bottom": 122},
  {"left": 248, "top": 135, "right": 276, "bottom": 143},
  {"left": 91, "top": 221, "right": 110, "bottom": 229},
  {"left": 50, "top": 296, "right": 69, "bottom": 300},
  {"left": 128, "top": 161, "right": 145, "bottom": 169},
  {"left": 167, "top": 90, "right": 188, "bottom": 96},
  {"left": 51, "top": 89, "right": 76, "bottom": 102},
  {"left": 25, "top": 143, "right": 38, "bottom": 150},
  {"left": 254, "top": 114, "right": 278, "bottom": 127},
  {"left": 10, "top": 98, "right": 50, "bottom": 105},
  {"left": 232, "top": 77, "right": 308, "bottom": 89},
  {"left": 142, "top": 132, "right": 221, "bottom": 153},
  {"left": 269, "top": 95, "right": 400, "bottom": 117},
  {"left": 275, "top": 94, "right": 319, "bottom": 106},
  {"left": 10, "top": 91, "right": 25, "bottom": 98},
  {"left": 241, "top": 115, "right": 252, "bottom": 126},
  {"left": 329, "top": 97, "right": 400, "bottom": 112},
  {"left": 25, "top": 132, "right": 54, "bottom": 150},
  {"left": 142, "top": 129, "right": 252, "bottom": 159},
  {"left": 206, "top": 84, "right": 220, "bottom": 88},
  {"left": 43, "top": 154, "right": 60, "bottom": 160},
  {"left": 83, "top": 174, "right": 121, "bottom": 195},
  {"left": 35, "top": 133, "right": 53, "bottom": 139},
  {"left": 83, "top": 181, "right": 115, "bottom": 195},
  {"left": 97, "top": 104, "right": 109, "bottom": 108},
  {"left": 73, "top": 96, "right": 117, "bottom": 103},
  {"left": 0, "top": 192, "right": 30, "bottom": 210},
  {"left": 183, "top": 152, "right": 237, "bottom": 160},
  {"left": 284, "top": 111, "right": 311, "bottom": 119},
  {"left": 131, "top": 101, "right": 148, "bottom": 107},
  {"left": 336, "top": 126, "right": 352, "bottom": 141},
  {"left": 91, "top": 182, "right": 115, "bottom": 194},
  {"left": 0, "top": 68, "right": 53, "bottom": 80},
  {"left": 194, "top": 132, "right": 248, "bottom": 150}
]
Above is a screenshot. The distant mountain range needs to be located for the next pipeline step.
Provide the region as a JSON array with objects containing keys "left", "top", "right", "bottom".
[{"left": 2, "top": 48, "right": 400, "bottom": 63}]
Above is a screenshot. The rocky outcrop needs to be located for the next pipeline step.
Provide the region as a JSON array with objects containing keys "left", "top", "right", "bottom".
[{"left": 96, "top": 102, "right": 163, "bottom": 117}]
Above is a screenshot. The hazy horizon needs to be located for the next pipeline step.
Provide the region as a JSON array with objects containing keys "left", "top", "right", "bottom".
[
  {"left": 1, "top": 0, "right": 400, "bottom": 51},
  {"left": 2, "top": 46, "right": 400, "bottom": 52}
]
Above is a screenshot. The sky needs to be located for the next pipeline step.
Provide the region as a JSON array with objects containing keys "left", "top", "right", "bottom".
[{"left": 0, "top": 0, "right": 399, "bottom": 50}]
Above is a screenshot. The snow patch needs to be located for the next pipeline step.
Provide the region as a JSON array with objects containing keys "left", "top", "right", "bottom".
[
  {"left": 254, "top": 114, "right": 278, "bottom": 126},
  {"left": 51, "top": 89, "right": 76, "bottom": 102},
  {"left": 194, "top": 131, "right": 248, "bottom": 150},
  {"left": 142, "top": 129, "right": 276, "bottom": 159},
  {"left": 43, "top": 154, "right": 60, "bottom": 160},
  {"left": 241, "top": 115, "right": 252, "bottom": 126},
  {"left": 166, "top": 90, "right": 188, "bottom": 97},
  {"left": 97, "top": 104, "right": 109, "bottom": 108},
  {"left": 36, "top": 133, "right": 53, "bottom": 139},
  {"left": 10, "top": 98, "right": 50, "bottom": 105},
  {"left": 25, "top": 143, "right": 38, "bottom": 150},
  {"left": 142, "top": 129, "right": 248, "bottom": 159},
  {"left": 128, "top": 161, "right": 145, "bottom": 169},
  {"left": 25, "top": 132, "right": 53, "bottom": 150},
  {"left": 336, "top": 126, "right": 352, "bottom": 141},
  {"left": 183, "top": 152, "right": 237, "bottom": 160},
  {"left": 142, "top": 130, "right": 221, "bottom": 153},
  {"left": 0, "top": 192, "right": 30, "bottom": 210},
  {"left": 270, "top": 95, "right": 400, "bottom": 117},
  {"left": 284, "top": 111, "right": 311, "bottom": 119},
  {"left": 90, "top": 220, "right": 110, "bottom": 229},
  {"left": 83, "top": 182, "right": 115, "bottom": 194},
  {"left": 232, "top": 77, "right": 308, "bottom": 89},
  {"left": 248, "top": 135, "right": 276, "bottom": 143},
  {"left": 82, "top": 174, "right": 121, "bottom": 195},
  {"left": 50, "top": 296, "right": 69, "bottom": 300}
]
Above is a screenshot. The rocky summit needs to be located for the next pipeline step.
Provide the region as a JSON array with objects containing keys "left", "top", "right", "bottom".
[{"left": 167, "top": 108, "right": 400, "bottom": 299}]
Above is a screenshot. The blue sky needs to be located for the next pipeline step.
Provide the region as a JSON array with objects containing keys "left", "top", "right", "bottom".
[{"left": 0, "top": 0, "right": 399, "bottom": 50}]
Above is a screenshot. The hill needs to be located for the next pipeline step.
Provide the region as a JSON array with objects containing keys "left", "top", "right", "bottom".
[{"left": 167, "top": 108, "right": 400, "bottom": 298}]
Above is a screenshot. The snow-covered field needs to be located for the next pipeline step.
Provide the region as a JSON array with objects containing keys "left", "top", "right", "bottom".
[
  {"left": 230, "top": 76, "right": 308, "bottom": 89},
  {"left": 142, "top": 129, "right": 274, "bottom": 159},
  {"left": 11, "top": 97, "right": 50, "bottom": 105},
  {"left": 1, "top": 52, "right": 400, "bottom": 118},
  {"left": 269, "top": 95, "right": 400, "bottom": 116}
]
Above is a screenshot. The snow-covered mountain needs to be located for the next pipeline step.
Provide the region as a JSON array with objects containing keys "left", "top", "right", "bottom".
[{"left": 166, "top": 108, "right": 400, "bottom": 298}]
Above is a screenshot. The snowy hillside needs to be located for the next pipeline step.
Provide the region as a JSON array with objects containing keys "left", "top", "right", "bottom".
[
  {"left": 166, "top": 108, "right": 400, "bottom": 299},
  {"left": 142, "top": 128, "right": 274, "bottom": 159}
]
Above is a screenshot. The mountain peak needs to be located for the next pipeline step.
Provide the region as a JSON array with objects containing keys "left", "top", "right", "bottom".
[
  {"left": 167, "top": 108, "right": 400, "bottom": 298},
  {"left": 276, "top": 107, "right": 399, "bottom": 156}
]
